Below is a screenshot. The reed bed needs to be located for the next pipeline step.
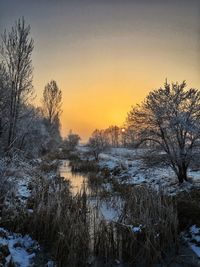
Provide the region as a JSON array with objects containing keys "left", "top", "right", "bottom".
[
  {"left": 30, "top": 175, "right": 90, "bottom": 267},
  {"left": 93, "top": 185, "right": 178, "bottom": 266},
  {"left": 70, "top": 159, "right": 99, "bottom": 173},
  {"left": 7, "top": 170, "right": 178, "bottom": 266}
]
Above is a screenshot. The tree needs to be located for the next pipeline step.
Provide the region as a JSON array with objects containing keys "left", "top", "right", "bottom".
[
  {"left": 15, "top": 106, "right": 51, "bottom": 156},
  {"left": 42, "top": 80, "right": 62, "bottom": 150},
  {"left": 0, "top": 64, "right": 9, "bottom": 138},
  {"left": 127, "top": 81, "right": 200, "bottom": 183},
  {"left": 0, "top": 18, "right": 34, "bottom": 151},
  {"left": 104, "top": 125, "right": 120, "bottom": 147},
  {"left": 63, "top": 131, "right": 81, "bottom": 151},
  {"left": 42, "top": 80, "right": 62, "bottom": 125},
  {"left": 88, "top": 129, "right": 109, "bottom": 161},
  {"left": 123, "top": 126, "right": 136, "bottom": 148}
]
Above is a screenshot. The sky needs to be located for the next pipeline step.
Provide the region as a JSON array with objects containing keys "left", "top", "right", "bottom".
[{"left": 0, "top": 0, "right": 200, "bottom": 141}]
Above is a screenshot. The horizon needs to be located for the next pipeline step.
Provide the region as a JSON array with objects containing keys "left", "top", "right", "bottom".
[{"left": 0, "top": 0, "right": 200, "bottom": 141}]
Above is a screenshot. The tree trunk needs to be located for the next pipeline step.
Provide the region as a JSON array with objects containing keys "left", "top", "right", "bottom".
[
  {"left": 94, "top": 153, "right": 99, "bottom": 161},
  {"left": 177, "top": 165, "right": 188, "bottom": 183}
]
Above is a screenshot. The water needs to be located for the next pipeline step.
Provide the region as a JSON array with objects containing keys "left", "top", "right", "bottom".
[
  {"left": 58, "top": 159, "right": 118, "bottom": 221},
  {"left": 59, "top": 160, "right": 88, "bottom": 194}
]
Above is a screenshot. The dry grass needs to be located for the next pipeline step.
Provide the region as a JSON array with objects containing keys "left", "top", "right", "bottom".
[
  {"left": 38, "top": 160, "right": 59, "bottom": 173},
  {"left": 176, "top": 188, "right": 200, "bottom": 230},
  {"left": 28, "top": 175, "right": 90, "bottom": 267},
  {"left": 93, "top": 185, "right": 178, "bottom": 266},
  {"left": 70, "top": 159, "right": 99, "bottom": 173},
  {"left": 28, "top": 176, "right": 178, "bottom": 266},
  {"left": 0, "top": 156, "right": 179, "bottom": 267}
]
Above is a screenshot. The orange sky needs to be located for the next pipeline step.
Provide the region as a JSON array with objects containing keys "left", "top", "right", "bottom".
[{"left": 1, "top": 1, "right": 200, "bottom": 141}]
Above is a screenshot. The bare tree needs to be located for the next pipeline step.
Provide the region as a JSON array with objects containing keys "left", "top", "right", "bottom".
[
  {"left": 41, "top": 80, "right": 62, "bottom": 151},
  {"left": 104, "top": 125, "right": 120, "bottom": 147},
  {"left": 0, "top": 18, "right": 34, "bottom": 151},
  {"left": 127, "top": 81, "right": 200, "bottom": 183},
  {"left": 0, "top": 64, "right": 9, "bottom": 138},
  {"left": 63, "top": 130, "right": 81, "bottom": 151},
  {"left": 42, "top": 80, "right": 62, "bottom": 125},
  {"left": 88, "top": 129, "right": 109, "bottom": 161}
]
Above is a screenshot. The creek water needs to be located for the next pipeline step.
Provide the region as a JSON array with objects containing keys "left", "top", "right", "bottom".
[
  {"left": 59, "top": 160, "right": 88, "bottom": 194},
  {"left": 58, "top": 159, "right": 118, "bottom": 221}
]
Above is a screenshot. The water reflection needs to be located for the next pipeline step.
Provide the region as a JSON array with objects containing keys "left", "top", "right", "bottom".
[
  {"left": 59, "top": 160, "right": 87, "bottom": 194},
  {"left": 59, "top": 160, "right": 118, "bottom": 222}
]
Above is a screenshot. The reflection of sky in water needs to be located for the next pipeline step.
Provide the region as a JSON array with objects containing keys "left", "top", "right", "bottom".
[
  {"left": 59, "top": 160, "right": 119, "bottom": 221},
  {"left": 59, "top": 160, "right": 87, "bottom": 194}
]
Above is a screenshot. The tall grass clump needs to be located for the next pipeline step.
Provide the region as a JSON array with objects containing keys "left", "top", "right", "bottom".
[
  {"left": 29, "top": 175, "right": 90, "bottom": 267},
  {"left": 70, "top": 158, "right": 99, "bottom": 173},
  {"left": 93, "top": 185, "right": 178, "bottom": 266}
]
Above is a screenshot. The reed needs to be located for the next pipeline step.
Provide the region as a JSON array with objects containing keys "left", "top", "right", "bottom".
[
  {"left": 29, "top": 175, "right": 90, "bottom": 267},
  {"left": 93, "top": 185, "right": 178, "bottom": 266},
  {"left": 1, "top": 165, "right": 178, "bottom": 266},
  {"left": 70, "top": 159, "right": 99, "bottom": 173}
]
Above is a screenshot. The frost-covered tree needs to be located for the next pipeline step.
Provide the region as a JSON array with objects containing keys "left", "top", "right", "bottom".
[
  {"left": 0, "top": 64, "right": 9, "bottom": 140},
  {"left": 127, "top": 81, "right": 200, "bottom": 183},
  {"left": 0, "top": 18, "right": 34, "bottom": 151},
  {"left": 16, "top": 106, "right": 51, "bottom": 156},
  {"left": 88, "top": 129, "right": 109, "bottom": 161}
]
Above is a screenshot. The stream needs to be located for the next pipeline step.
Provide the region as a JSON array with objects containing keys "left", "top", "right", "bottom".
[
  {"left": 56, "top": 159, "right": 190, "bottom": 266},
  {"left": 59, "top": 159, "right": 88, "bottom": 194},
  {"left": 58, "top": 159, "right": 119, "bottom": 221}
]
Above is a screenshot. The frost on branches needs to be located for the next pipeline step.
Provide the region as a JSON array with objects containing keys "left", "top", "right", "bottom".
[{"left": 127, "top": 81, "right": 200, "bottom": 183}]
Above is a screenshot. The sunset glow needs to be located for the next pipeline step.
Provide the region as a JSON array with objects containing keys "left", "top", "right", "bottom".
[{"left": 1, "top": 0, "right": 200, "bottom": 141}]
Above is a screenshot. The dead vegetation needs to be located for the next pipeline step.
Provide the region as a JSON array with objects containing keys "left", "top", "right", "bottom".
[
  {"left": 19, "top": 173, "right": 178, "bottom": 266},
  {"left": 0, "top": 155, "right": 181, "bottom": 267},
  {"left": 29, "top": 175, "right": 90, "bottom": 267},
  {"left": 176, "top": 188, "right": 200, "bottom": 230},
  {"left": 93, "top": 185, "right": 178, "bottom": 266},
  {"left": 70, "top": 158, "right": 99, "bottom": 173}
]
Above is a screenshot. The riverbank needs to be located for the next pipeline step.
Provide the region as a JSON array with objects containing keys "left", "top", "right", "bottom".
[
  {"left": 72, "top": 145, "right": 200, "bottom": 264},
  {"left": 1, "top": 148, "right": 200, "bottom": 266},
  {"left": 0, "top": 154, "right": 59, "bottom": 266}
]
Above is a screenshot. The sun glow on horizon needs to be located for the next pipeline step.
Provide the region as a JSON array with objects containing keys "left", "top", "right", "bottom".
[{"left": 1, "top": 0, "right": 199, "bottom": 142}]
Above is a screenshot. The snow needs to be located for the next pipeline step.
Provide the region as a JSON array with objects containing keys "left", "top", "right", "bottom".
[
  {"left": 132, "top": 225, "right": 143, "bottom": 233},
  {"left": 190, "top": 225, "right": 200, "bottom": 235},
  {"left": 17, "top": 179, "right": 31, "bottom": 199},
  {"left": 89, "top": 197, "right": 123, "bottom": 222},
  {"left": 77, "top": 144, "right": 90, "bottom": 153},
  {"left": 0, "top": 228, "right": 39, "bottom": 267},
  {"left": 190, "top": 244, "right": 200, "bottom": 258},
  {"left": 184, "top": 225, "right": 200, "bottom": 258},
  {"left": 99, "top": 202, "right": 119, "bottom": 221},
  {"left": 95, "top": 147, "right": 200, "bottom": 195},
  {"left": 47, "top": 260, "right": 55, "bottom": 267}
]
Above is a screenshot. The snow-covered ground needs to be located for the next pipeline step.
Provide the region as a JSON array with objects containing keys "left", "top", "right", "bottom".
[
  {"left": 183, "top": 225, "right": 200, "bottom": 258},
  {"left": 0, "top": 157, "right": 34, "bottom": 203},
  {"left": 96, "top": 147, "right": 200, "bottom": 195},
  {"left": 0, "top": 157, "right": 57, "bottom": 266},
  {"left": 0, "top": 227, "right": 39, "bottom": 267}
]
